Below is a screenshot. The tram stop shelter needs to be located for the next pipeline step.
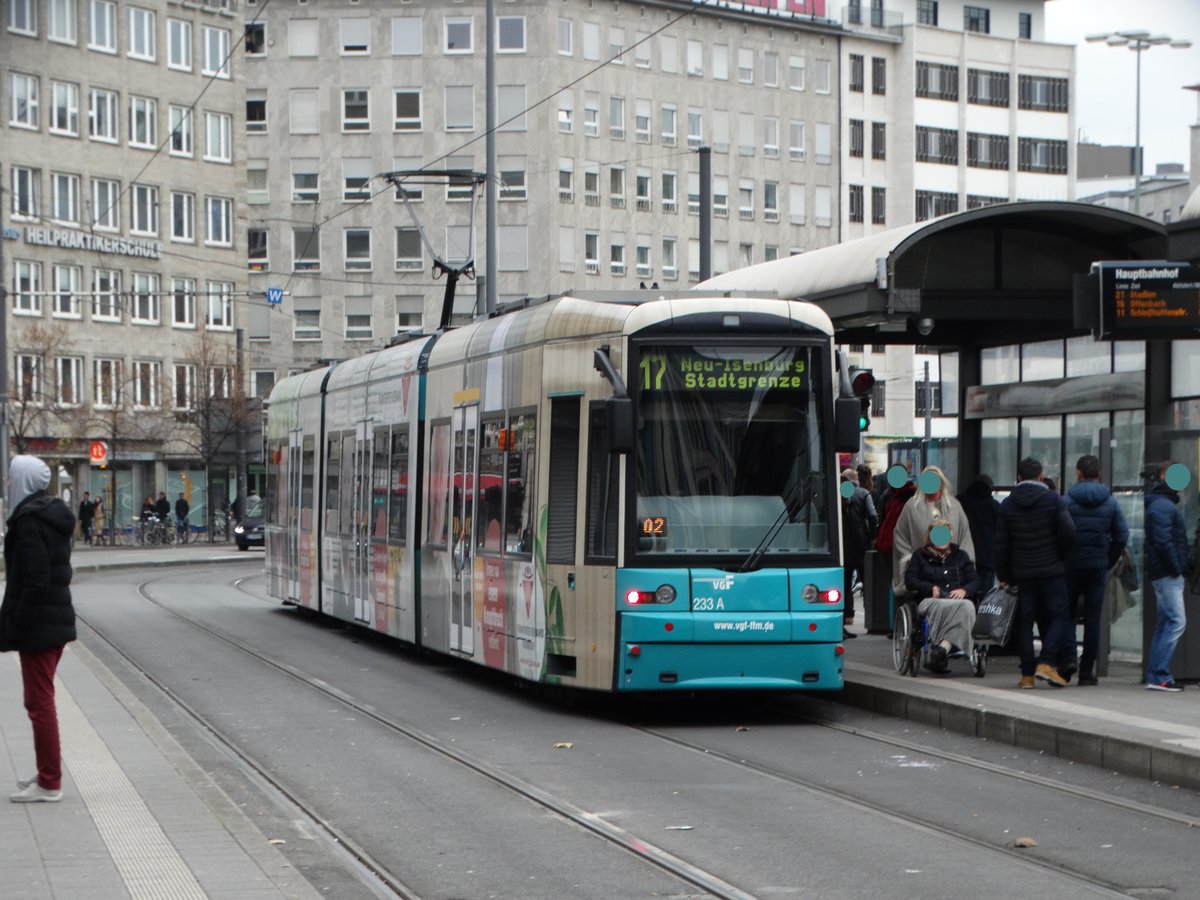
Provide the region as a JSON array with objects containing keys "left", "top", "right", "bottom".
[{"left": 700, "top": 199, "right": 1200, "bottom": 679}]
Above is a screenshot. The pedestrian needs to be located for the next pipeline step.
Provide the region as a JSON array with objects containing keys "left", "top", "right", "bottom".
[
  {"left": 155, "top": 491, "right": 171, "bottom": 520},
  {"left": 840, "top": 468, "right": 878, "bottom": 639},
  {"left": 957, "top": 475, "right": 1000, "bottom": 595},
  {"left": 891, "top": 466, "right": 975, "bottom": 600},
  {"left": 77, "top": 491, "right": 96, "bottom": 545},
  {"left": 1063, "top": 455, "right": 1128, "bottom": 685},
  {"left": 0, "top": 455, "right": 77, "bottom": 802},
  {"left": 856, "top": 463, "right": 873, "bottom": 494},
  {"left": 141, "top": 495, "right": 156, "bottom": 520},
  {"left": 1142, "top": 461, "right": 1189, "bottom": 692},
  {"left": 904, "top": 520, "right": 980, "bottom": 673},
  {"left": 175, "top": 493, "right": 190, "bottom": 540},
  {"left": 995, "top": 457, "right": 1076, "bottom": 689}
]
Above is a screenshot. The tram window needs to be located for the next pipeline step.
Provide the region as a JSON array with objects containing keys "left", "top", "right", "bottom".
[
  {"left": 585, "top": 404, "right": 619, "bottom": 562},
  {"left": 479, "top": 419, "right": 505, "bottom": 553},
  {"left": 372, "top": 428, "right": 390, "bottom": 539},
  {"left": 546, "top": 398, "right": 580, "bottom": 564},
  {"left": 302, "top": 436, "right": 315, "bottom": 526},
  {"left": 325, "top": 437, "right": 341, "bottom": 534},
  {"left": 341, "top": 434, "right": 356, "bottom": 535},
  {"left": 506, "top": 412, "right": 536, "bottom": 556},
  {"left": 427, "top": 421, "right": 451, "bottom": 546},
  {"left": 389, "top": 429, "right": 409, "bottom": 544}
]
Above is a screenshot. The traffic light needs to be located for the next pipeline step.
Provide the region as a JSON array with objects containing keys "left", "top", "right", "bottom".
[{"left": 848, "top": 368, "right": 875, "bottom": 431}]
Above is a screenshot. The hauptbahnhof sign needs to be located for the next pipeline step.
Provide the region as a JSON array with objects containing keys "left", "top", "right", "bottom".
[{"left": 1097, "top": 261, "right": 1200, "bottom": 339}]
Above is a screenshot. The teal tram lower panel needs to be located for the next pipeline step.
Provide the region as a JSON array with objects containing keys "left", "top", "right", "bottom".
[{"left": 617, "top": 639, "right": 844, "bottom": 691}]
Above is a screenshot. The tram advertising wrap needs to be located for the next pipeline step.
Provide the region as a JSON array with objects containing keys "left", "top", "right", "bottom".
[{"left": 264, "top": 293, "right": 853, "bottom": 693}]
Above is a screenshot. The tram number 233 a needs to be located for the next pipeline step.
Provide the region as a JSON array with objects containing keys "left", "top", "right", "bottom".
[{"left": 640, "top": 516, "right": 668, "bottom": 537}]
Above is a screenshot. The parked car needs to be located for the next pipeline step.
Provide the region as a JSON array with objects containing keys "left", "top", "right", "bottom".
[{"left": 234, "top": 495, "right": 265, "bottom": 551}]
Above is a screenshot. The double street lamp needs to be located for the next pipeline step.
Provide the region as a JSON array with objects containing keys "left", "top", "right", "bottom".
[{"left": 1085, "top": 30, "right": 1192, "bottom": 216}]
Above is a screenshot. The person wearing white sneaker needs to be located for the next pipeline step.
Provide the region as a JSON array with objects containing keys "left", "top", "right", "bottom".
[{"left": 0, "top": 455, "right": 78, "bottom": 804}]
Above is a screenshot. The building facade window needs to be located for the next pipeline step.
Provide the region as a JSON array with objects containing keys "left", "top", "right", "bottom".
[
  {"left": 57, "top": 357, "right": 83, "bottom": 406},
  {"left": 344, "top": 229, "right": 372, "bottom": 270},
  {"left": 131, "top": 272, "right": 160, "bottom": 324},
  {"left": 395, "top": 228, "right": 422, "bottom": 271},
  {"left": 8, "top": 72, "right": 39, "bottom": 129},
  {"left": 848, "top": 184, "right": 864, "bottom": 223},
  {"left": 848, "top": 54, "right": 863, "bottom": 93},
  {"left": 497, "top": 16, "right": 525, "bottom": 52},
  {"left": 342, "top": 89, "right": 370, "bottom": 131},
  {"left": 917, "top": 0, "right": 938, "bottom": 25},
  {"left": 90, "top": 87, "right": 118, "bottom": 141},
  {"left": 11, "top": 166, "right": 40, "bottom": 220},
  {"left": 203, "top": 111, "right": 232, "bottom": 162},
  {"left": 174, "top": 364, "right": 196, "bottom": 411},
  {"left": 915, "top": 126, "right": 958, "bottom": 165},
  {"left": 916, "top": 61, "right": 958, "bottom": 101},
  {"left": 871, "top": 57, "right": 886, "bottom": 95},
  {"left": 169, "top": 105, "right": 193, "bottom": 155},
  {"left": 94, "top": 358, "right": 121, "bottom": 407},
  {"left": 131, "top": 183, "right": 158, "bottom": 235},
  {"left": 446, "top": 86, "right": 474, "bottom": 131},
  {"left": 172, "top": 278, "right": 196, "bottom": 328},
  {"left": 915, "top": 189, "right": 958, "bottom": 221},
  {"left": 16, "top": 355, "right": 42, "bottom": 404},
  {"left": 51, "top": 172, "right": 80, "bottom": 223},
  {"left": 50, "top": 81, "right": 79, "bottom": 135},
  {"left": 92, "top": 269, "right": 120, "bottom": 321},
  {"left": 247, "top": 93, "right": 267, "bottom": 132},
  {"left": 871, "top": 122, "right": 886, "bottom": 159},
  {"left": 849, "top": 119, "right": 864, "bottom": 158},
  {"left": 871, "top": 186, "right": 886, "bottom": 224},
  {"left": 202, "top": 26, "right": 231, "bottom": 77},
  {"left": 89, "top": 0, "right": 116, "bottom": 51},
  {"left": 13, "top": 260, "right": 42, "bottom": 314},
  {"left": 132, "top": 360, "right": 161, "bottom": 409},
  {"left": 967, "top": 132, "right": 1009, "bottom": 169},
  {"left": 394, "top": 89, "right": 421, "bottom": 131},
  {"left": 205, "top": 196, "right": 233, "bottom": 245},
  {"left": 1018, "top": 12, "right": 1032, "bottom": 39},
  {"left": 444, "top": 16, "right": 473, "bottom": 53},
  {"left": 129, "top": 95, "right": 157, "bottom": 148},
  {"left": 1018, "top": 75, "right": 1069, "bottom": 113},
  {"left": 248, "top": 228, "right": 268, "bottom": 270},
  {"left": 8, "top": 0, "right": 37, "bottom": 36},
  {"left": 968, "top": 69, "right": 1010, "bottom": 107},
  {"left": 294, "top": 228, "right": 320, "bottom": 270},
  {"left": 1017, "top": 137, "right": 1069, "bottom": 174},
  {"left": 168, "top": 18, "right": 192, "bottom": 70},
  {"left": 171, "top": 190, "right": 194, "bottom": 241},
  {"left": 127, "top": 6, "right": 156, "bottom": 61},
  {"left": 963, "top": 5, "right": 990, "bottom": 33},
  {"left": 206, "top": 282, "right": 233, "bottom": 329},
  {"left": 340, "top": 17, "right": 369, "bottom": 54}
]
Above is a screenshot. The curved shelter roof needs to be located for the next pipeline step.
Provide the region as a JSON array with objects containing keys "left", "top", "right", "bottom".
[
  {"left": 699, "top": 202, "right": 1167, "bottom": 347},
  {"left": 1183, "top": 184, "right": 1200, "bottom": 221}
]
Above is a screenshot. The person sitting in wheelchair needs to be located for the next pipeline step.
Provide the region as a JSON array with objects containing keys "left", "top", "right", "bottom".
[{"left": 904, "top": 520, "right": 981, "bottom": 673}]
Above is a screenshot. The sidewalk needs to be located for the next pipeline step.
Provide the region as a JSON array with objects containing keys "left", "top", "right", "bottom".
[
  {"left": 840, "top": 621, "right": 1200, "bottom": 791},
  {"left": 0, "top": 546, "right": 313, "bottom": 900},
  {"left": 69, "top": 539, "right": 254, "bottom": 572}
]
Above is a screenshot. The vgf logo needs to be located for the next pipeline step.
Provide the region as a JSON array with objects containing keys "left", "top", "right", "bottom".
[{"left": 706, "top": 576, "right": 734, "bottom": 591}]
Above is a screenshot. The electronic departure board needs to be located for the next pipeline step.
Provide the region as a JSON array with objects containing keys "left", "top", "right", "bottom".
[{"left": 1097, "top": 261, "right": 1200, "bottom": 339}]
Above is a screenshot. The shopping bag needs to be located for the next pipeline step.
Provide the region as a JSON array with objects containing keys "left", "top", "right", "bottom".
[{"left": 971, "top": 585, "right": 1018, "bottom": 646}]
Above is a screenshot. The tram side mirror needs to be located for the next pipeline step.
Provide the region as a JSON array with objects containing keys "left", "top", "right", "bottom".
[
  {"left": 834, "top": 396, "right": 862, "bottom": 453},
  {"left": 606, "top": 396, "right": 634, "bottom": 453}
]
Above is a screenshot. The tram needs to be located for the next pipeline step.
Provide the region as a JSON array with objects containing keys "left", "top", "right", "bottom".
[{"left": 264, "top": 292, "right": 861, "bottom": 692}]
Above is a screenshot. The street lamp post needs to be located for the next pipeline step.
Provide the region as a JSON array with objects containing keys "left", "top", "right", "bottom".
[{"left": 1086, "top": 30, "right": 1192, "bottom": 217}]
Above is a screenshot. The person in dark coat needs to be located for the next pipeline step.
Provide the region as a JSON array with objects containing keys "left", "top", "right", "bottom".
[
  {"left": 1063, "top": 455, "right": 1129, "bottom": 685},
  {"left": 1142, "top": 461, "right": 1190, "bottom": 692},
  {"left": 904, "top": 520, "right": 981, "bottom": 673},
  {"left": 77, "top": 491, "right": 96, "bottom": 545},
  {"left": 155, "top": 491, "right": 171, "bottom": 520},
  {"left": 0, "top": 455, "right": 77, "bottom": 802},
  {"left": 995, "top": 457, "right": 1076, "bottom": 689},
  {"left": 957, "top": 475, "right": 999, "bottom": 594},
  {"left": 175, "top": 493, "right": 191, "bottom": 540},
  {"left": 840, "top": 468, "right": 878, "bottom": 639}
]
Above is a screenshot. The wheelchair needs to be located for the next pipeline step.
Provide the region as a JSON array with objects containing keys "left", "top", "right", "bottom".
[{"left": 891, "top": 598, "right": 987, "bottom": 677}]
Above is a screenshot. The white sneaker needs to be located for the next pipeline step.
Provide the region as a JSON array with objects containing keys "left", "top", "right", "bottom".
[
  {"left": 9, "top": 782, "right": 62, "bottom": 803},
  {"left": 15, "top": 774, "right": 37, "bottom": 789}
]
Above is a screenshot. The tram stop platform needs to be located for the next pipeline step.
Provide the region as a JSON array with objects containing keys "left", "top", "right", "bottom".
[
  {"left": 840, "top": 617, "right": 1200, "bottom": 793},
  {"left": 0, "top": 544, "right": 321, "bottom": 900}
]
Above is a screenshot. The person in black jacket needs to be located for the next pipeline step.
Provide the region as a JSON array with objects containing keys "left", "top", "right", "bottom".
[
  {"left": 957, "top": 474, "right": 1000, "bottom": 594},
  {"left": 995, "top": 457, "right": 1076, "bottom": 689},
  {"left": 0, "top": 455, "right": 76, "bottom": 803},
  {"left": 155, "top": 491, "right": 171, "bottom": 520},
  {"left": 905, "top": 520, "right": 980, "bottom": 673},
  {"left": 1142, "top": 461, "right": 1190, "bottom": 692},
  {"left": 1063, "top": 455, "right": 1129, "bottom": 686}
]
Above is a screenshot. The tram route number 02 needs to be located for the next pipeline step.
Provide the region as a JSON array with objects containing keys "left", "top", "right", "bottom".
[{"left": 641, "top": 516, "right": 668, "bottom": 537}]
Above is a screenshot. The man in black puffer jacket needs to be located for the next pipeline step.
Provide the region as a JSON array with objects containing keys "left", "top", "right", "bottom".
[
  {"left": 995, "top": 457, "right": 1076, "bottom": 689},
  {"left": 0, "top": 455, "right": 77, "bottom": 803}
]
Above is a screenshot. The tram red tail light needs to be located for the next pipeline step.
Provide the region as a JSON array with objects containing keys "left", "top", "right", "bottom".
[
  {"left": 624, "top": 585, "right": 677, "bottom": 606},
  {"left": 802, "top": 584, "right": 842, "bottom": 604}
]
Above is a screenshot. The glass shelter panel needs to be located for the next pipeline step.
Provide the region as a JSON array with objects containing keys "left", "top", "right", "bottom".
[{"left": 1020, "top": 416, "right": 1062, "bottom": 488}]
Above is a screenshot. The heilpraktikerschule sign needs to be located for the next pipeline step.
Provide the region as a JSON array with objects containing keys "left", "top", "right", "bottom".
[{"left": 18, "top": 225, "right": 161, "bottom": 260}]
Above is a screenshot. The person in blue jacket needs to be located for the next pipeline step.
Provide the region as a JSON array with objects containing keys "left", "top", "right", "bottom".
[
  {"left": 1143, "top": 461, "right": 1189, "bottom": 692},
  {"left": 1063, "top": 455, "right": 1129, "bottom": 685}
]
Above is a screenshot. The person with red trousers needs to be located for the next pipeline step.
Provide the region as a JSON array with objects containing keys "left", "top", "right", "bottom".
[{"left": 1, "top": 454, "right": 77, "bottom": 802}]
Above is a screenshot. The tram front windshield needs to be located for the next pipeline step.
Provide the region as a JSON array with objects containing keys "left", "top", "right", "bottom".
[{"left": 633, "top": 343, "right": 831, "bottom": 560}]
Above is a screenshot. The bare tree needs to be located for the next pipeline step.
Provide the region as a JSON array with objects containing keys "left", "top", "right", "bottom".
[{"left": 171, "top": 329, "right": 255, "bottom": 540}]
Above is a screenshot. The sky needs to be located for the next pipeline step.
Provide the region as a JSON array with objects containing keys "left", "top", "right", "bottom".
[{"left": 1044, "top": 0, "right": 1200, "bottom": 173}]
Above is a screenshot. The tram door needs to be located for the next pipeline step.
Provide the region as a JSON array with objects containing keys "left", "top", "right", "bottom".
[
  {"left": 286, "top": 428, "right": 303, "bottom": 602},
  {"left": 351, "top": 421, "right": 373, "bottom": 623},
  {"left": 451, "top": 403, "right": 478, "bottom": 655}
]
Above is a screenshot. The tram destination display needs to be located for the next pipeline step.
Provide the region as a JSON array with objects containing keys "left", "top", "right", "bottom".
[{"left": 1097, "top": 261, "right": 1200, "bottom": 339}]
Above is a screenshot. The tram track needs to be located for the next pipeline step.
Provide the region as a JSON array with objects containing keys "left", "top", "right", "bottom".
[
  {"left": 80, "top": 566, "right": 1191, "bottom": 899},
  {"left": 79, "top": 571, "right": 759, "bottom": 900}
]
